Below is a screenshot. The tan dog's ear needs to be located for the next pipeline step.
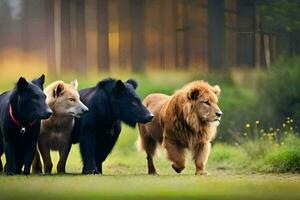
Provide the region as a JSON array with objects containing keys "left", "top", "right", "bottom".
[
  {"left": 70, "top": 80, "right": 78, "bottom": 89},
  {"left": 53, "top": 83, "right": 64, "bottom": 98},
  {"left": 188, "top": 88, "right": 201, "bottom": 100},
  {"left": 213, "top": 85, "right": 221, "bottom": 97}
]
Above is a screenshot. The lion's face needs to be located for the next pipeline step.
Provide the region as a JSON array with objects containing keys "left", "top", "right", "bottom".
[{"left": 186, "top": 82, "right": 222, "bottom": 126}]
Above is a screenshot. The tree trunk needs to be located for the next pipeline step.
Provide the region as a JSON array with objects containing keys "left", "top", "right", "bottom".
[
  {"left": 97, "top": 0, "right": 109, "bottom": 71},
  {"left": 144, "top": 0, "right": 161, "bottom": 70},
  {"left": 208, "top": 0, "right": 225, "bottom": 69},
  {"left": 130, "top": 0, "right": 145, "bottom": 72},
  {"left": 61, "top": 0, "right": 71, "bottom": 72},
  {"left": 85, "top": 0, "right": 98, "bottom": 71},
  {"left": 119, "top": 0, "right": 131, "bottom": 71},
  {"left": 75, "top": 0, "right": 86, "bottom": 74},
  {"left": 108, "top": 0, "right": 119, "bottom": 71},
  {"left": 44, "top": 0, "right": 57, "bottom": 76},
  {"left": 161, "top": 0, "right": 176, "bottom": 69}
]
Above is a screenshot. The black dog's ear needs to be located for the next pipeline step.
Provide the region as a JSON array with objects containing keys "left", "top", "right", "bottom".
[
  {"left": 53, "top": 83, "right": 64, "bottom": 98},
  {"left": 32, "top": 74, "right": 45, "bottom": 90},
  {"left": 126, "top": 79, "right": 138, "bottom": 90},
  {"left": 188, "top": 88, "right": 200, "bottom": 100},
  {"left": 113, "top": 80, "right": 125, "bottom": 96},
  {"left": 17, "top": 77, "right": 29, "bottom": 93}
]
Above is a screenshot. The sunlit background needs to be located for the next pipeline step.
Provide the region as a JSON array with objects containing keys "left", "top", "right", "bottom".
[
  {"left": 1, "top": 0, "right": 299, "bottom": 76},
  {"left": 1, "top": 0, "right": 300, "bottom": 139},
  {"left": 0, "top": 0, "right": 300, "bottom": 198}
]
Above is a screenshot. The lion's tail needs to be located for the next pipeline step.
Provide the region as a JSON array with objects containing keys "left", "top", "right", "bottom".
[
  {"left": 136, "top": 124, "right": 146, "bottom": 152},
  {"left": 136, "top": 133, "right": 144, "bottom": 152}
]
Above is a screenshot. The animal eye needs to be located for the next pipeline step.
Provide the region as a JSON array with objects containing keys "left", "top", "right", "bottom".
[
  {"left": 69, "top": 98, "right": 75, "bottom": 102},
  {"left": 203, "top": 100, "right": 210, "bottom": 105}
]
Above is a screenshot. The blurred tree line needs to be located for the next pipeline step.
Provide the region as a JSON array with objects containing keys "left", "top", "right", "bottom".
[{"left": 0, "top": 0, "right": 299, "bottom": 75}]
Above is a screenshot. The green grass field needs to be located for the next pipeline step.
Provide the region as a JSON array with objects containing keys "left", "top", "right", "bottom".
[
  {"left": 0, "top": 126, "right": 299, "bottom": 200},
  {"left": 0, "top": 70, "right": 300, "bottom": 199}
]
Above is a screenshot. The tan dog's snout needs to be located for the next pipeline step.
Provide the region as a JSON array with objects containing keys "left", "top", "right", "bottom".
[
  {"left": 79, "top": 101, "right": 89, "bottom": 114},
  {"left": 73, "top": 101, "right": 89, "bottom": 118}
]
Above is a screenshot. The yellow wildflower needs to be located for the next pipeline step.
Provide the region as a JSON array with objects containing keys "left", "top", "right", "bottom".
[{"left": 245, "top": 123, "right": 250, "bottom": 128}]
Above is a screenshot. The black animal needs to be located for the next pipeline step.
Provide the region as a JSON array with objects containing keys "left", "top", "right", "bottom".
[
  {"left": 0, "top": 75, "right": 52, "bottom": 175},
  {"left": 72, "top": 78, "right": 154, "bottom": 174}
]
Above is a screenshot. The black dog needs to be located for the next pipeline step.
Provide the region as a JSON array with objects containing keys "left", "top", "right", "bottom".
[
  {"left": 72, "top": 78, "right": 154, "bottom": 174},
  {"left": 0, "top": 75, "right": 52, "bottom": 175}
]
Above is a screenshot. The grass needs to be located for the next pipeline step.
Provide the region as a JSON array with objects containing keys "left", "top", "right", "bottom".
[
  {"left": 1, "top": 125, "right": 300, "bottom": 199},
  {"left": 1, "top": 173, "right": 300, "bottom": 200},
  {"left": 0, "top": 70, "right": 300, "bottom": 199},
  {"left": 0, "top": 126, "right": 300, "bottom": 200}
]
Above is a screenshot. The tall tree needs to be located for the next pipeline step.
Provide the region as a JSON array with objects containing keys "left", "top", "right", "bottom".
[
  {"left": 61, "top": 0, "right": 71, "bottom": 72},
  {"left": 161, "top": 0, "right": 176, "bottom": 69},
  {"left": 44, "top": 0, "right": 57, "bottom": 76},
  {"left": 97, "top": 0, "right": 109, "bottom": 71},
  {"left": 119, "top": 0, "right": 131, "bottom": 71},
  {"left": 85, "top": 0, "right": 98, "bottom": 71},
  {"left": 130, "top": 0, "right": 145, "bottom": 71},
  {"left": 75, "top": 0, "right": 86, "bottom": 73},
  {"left": 208, "top": 0, "right": 225, "bottom": 68}
]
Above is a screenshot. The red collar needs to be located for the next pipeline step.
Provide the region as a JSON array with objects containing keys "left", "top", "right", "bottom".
[{"left": 9, "top": 104, "right": 36, "bottom": 127}]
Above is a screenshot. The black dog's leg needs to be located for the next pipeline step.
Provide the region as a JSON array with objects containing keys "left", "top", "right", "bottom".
[
  {"left": 23, "top": 142, "right": 37, "bottom": 175},
  {"left": 96, "top": 163, "right": 102, "bottom": 174},
  {"left": 15, "top": 152, "right": 24, "bottom": 174},
  {"left": 80, "top": 133, "right": 98, "bottom": 174},
  {"left": 95, "top": 142, "right": 113, "bottom": 175},
  {"left": 4, "top": 142, "right": 16, "bottom": 175},
  {"left": 96, "top": 124, "right": 121, "bottom": 174},
  {"left": 95, "top": 131, "right": 120, "bottom": 174},
  {"left": 95, "top": 143, "right": 104, "bottom": 174},
  {"left": 0, "top": 132, "right": 3, "bottom": 172},
  {"left": 0, "top": 158, "right": 2, "bottom": 173},
  {"left": 0, "top": 146, "right": 3, "bottom": 173}
]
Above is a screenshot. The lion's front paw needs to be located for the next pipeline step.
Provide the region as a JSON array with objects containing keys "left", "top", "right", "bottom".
[{"left": 195, "top": 170, "right": 210, "bottom": 175}]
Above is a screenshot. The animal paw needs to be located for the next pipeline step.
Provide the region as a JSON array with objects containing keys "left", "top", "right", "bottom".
[
  {"left": 148, "top": 171, "right": 158, "bottom": 175},
  {"left": 172, "top": 164, "right": 185, "bottom": 173},
  {"left": 32, "top": 168, "right": 42, "bottom": 174},
  {"left": 5, "top": 172, "right": 15, "bottom": 176},
  {"left": 83, "top": 169, "right": 101, "bottom": 175},
  {"left": 195, "top": 170, "right": 210, "bottom": 175}
]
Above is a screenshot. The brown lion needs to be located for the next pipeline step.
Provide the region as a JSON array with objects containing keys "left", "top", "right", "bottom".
[{"left": 138, "top": 80, "right": 222, "bottom": 175}]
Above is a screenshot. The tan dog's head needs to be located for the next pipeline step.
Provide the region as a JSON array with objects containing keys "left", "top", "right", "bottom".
[
  {"left": 45, "top": 80, "right": 88, "bottom": 118},
  {"left": 183, "top": 81, "right": 222, "bottom": 129}
]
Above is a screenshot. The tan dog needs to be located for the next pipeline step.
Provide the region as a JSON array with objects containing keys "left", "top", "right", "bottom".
[
  {"left": 138, "top": 80, "right": 222, "bottom": 175},
  {"left": 32, "top": 80, "right": 88, "bottom": 174}
]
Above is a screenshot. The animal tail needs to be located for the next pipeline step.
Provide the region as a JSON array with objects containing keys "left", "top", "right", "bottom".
[{"left": 136, "top": 125, "right": 144, "bottom": 152}]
